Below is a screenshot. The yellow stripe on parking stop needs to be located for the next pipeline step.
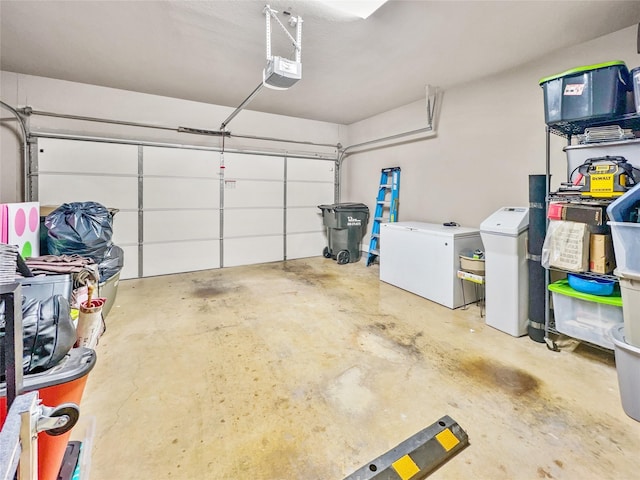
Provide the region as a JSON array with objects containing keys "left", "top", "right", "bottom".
[
  {"left": 435, "top": 428, "right": 460, "bottom": 452},
  {"left": 391, "top": 454, "right": 420, "bottom": 480}
]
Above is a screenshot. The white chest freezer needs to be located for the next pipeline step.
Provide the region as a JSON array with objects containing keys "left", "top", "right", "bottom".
[
  {"left": 480, "top": 207, "right": 529, "bottom": 336},
  {"left": 380, "top": 222, "right": 483, "bottom": 309}
]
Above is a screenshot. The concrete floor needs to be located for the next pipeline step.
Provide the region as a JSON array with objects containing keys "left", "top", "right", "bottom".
[{"left": 78, "top": 257, "right": 640, "bottom": 479}]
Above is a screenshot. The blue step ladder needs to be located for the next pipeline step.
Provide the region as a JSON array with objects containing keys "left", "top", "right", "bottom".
[{"left": 367, "top": 167, "right": 401, "bottom": 266}]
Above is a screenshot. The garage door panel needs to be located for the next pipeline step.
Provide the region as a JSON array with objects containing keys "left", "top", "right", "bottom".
[
  {"left": 224, "top": 236, "right": 283, "bottom": 267},
  {"left": 287, "top": 182, "right": 334, "bottom": 207},
  {"left": 224, "top": 180, "right": 283, "bottom": 208},
  {"left": 287, "top": 232, "right": 327, "bottom": 259},
  {"left": 38, "top": 139, "right": 138, "bottom": 175},
  {"left": 112, "top": 211, "right": 138, "bottom": 245},
  {"left": 224, "top": 153, "right": 284, "bottom": 180},
  {"left": 287, "top": 207, "right": 324, "bottom": 233},
  {"left": 225, "top": 209, "right": 283, "bottom": 237},
  {"left": 287, "top": 159, "right": 334, "bottom": 182},
  {"left": 144, "top": 210, "right": 219, "bottom": 242},
  {"left": 39, "top": 174, "right": 138, "bottom": 210},
  {"left": 144, "top": 177, "right": 219, "bottom": 209},
  {"left": 143, "top": 241, "right": 220, "bottom": 276},
  {"left": 119, "top": 245, "right": 139, "bottom": 280},
  {"left": 144, "top": 147, "right": 217, "bottom": 177}
]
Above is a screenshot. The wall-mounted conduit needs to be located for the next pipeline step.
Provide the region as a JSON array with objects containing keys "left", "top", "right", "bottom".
[
  {"left": 0, "top": 100, "right": 29, "bottom": 201},
  {"left": 334, "top": 86, "right": 439, "bottom": 202}
]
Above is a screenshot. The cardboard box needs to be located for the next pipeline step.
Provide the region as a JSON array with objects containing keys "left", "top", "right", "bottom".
[
  {"left": 544, "top": 220, "right": 590, "bottom": 272},
  {"left": 546, "top": 203, "right": 609, "bottom": 234},
  {"left": 589, "top": 234, "right": 616, "bottom": 274},
  {"left": 562, "top": 203, "right": 607, "bottom": 226},
  {"left": 40, "top": 205, "right": 60, "bottom": 217}
]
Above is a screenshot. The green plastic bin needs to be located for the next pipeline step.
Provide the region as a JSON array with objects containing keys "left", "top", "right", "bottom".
[{"left": 548, "top": 279, "right": 622, "bottom": 349}]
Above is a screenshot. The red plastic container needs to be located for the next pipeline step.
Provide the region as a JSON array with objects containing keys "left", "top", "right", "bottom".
[{"left": 1, "top": 348, "right": 96, "bottom": 480}]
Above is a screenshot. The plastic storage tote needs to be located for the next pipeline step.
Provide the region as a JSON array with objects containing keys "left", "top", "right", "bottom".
[
  {"left": 632, "top": 66, "right": 640, "bottom": 114},
  {"left": 19, "top": 273, "right": 73, "bottom": 303},
  {"left": 607, "top": 183, "right": 640, "bottom": 223},
  {"left": 609, "top": 221, "right": 640, "bottom": 276},
  {"left": 615, "top": 269, "right": 640, "bottom": 348},
  {"left": 0, "top": 347, "right": 96, "bottom": 480},
  {"left": 99, "top": 269, "right": 121, "bottom": 319},
  {"left": 539, "top": 61, "right": 630, "bottom": 125},
  {"left": 610, "top": 325, "right": 640, "bottom": 422},
  {"left": 318, "top": 203, "right": 369, "bottom": 264},
  {"left": 548, "top": 279, "right": 622, "bottom": 349}
]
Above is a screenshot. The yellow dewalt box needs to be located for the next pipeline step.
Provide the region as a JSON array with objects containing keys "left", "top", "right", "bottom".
[{"left": 579, "top": 156, "right": 634, "bottom": 198}]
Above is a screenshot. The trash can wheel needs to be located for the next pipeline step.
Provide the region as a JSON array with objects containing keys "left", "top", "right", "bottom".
[
  {"left": 44, "top": 403, "right": 80, "bottom": 436},
  {"left": 336, "top": 250, "right": 350, "bottom": 265},
  {"left": 322, "top": 246, "right": 332, "bottom": 259}
]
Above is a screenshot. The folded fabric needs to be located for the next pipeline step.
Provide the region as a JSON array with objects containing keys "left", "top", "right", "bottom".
[
  {"left": 24, "top": 254, "right": 100, "bottom": 285},
  {"left": 26, "top": 254, "right": 95, "bottom": 268}
]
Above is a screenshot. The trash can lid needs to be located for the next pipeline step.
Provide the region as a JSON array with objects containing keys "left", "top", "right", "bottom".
[
  {"left": 318, "top": 203, "right": 369, "bottom": 212},
  {"left": 318, "top": 203, "right": 336, "bottom": 210},
  {"left": 332, "top": 203, "right": 369, "bottom": 212},
  {"left": 1, "top": 347, "right": 97, "bottom": 395}
]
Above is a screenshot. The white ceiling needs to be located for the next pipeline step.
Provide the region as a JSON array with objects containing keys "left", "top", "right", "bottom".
[{"left": 2, "top": 0, "right": 640, "bottom": 125}]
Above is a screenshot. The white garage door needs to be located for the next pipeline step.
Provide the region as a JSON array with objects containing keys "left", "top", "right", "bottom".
[
  {"left": 37, "top": 139, "right": 140, "bottom": 279},
  {"left": 34, "top": 138, "right": 334, "bottom": 278}
]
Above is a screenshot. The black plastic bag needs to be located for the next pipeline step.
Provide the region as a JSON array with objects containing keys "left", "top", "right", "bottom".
[
  {"left": 0, "top": 294, "right": 76, "bottom": 378},
  {"left": 98, "top": 245, "right": 124, "bottom": 283},
  {"left": 45, "top": 202, "right": 113, "bottom": 263}
]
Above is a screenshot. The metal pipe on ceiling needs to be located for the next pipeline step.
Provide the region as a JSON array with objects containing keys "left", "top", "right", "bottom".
[
  {"left": 339, "top": 126, "right": 434, "bottom": 159},
  {"left": 19, "top": 108, "right": 176, "bottom": 132},
  {"left": 231, "top": 132, "right": 336, "bottom": 149},
  {"left": 334, "top": 87, "right": 439, "bottom": 203},
  {"left": 0, "top": 100, "right": 29, "bottom": 201},
  {"left": 18, "top": 108, "right": 339, "bottom": 150},
  {"left": 334, "top": 126, "right": 435, "bottom": 203}
]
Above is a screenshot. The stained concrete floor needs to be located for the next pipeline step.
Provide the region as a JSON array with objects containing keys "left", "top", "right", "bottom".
[{"left": 78, "top": 257, "right": 640, "bottom": 479}]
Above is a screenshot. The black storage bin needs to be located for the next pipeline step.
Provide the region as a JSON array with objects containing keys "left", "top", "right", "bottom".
[{"left": 539, "top": 61, "right": 630, "bottom": 125}]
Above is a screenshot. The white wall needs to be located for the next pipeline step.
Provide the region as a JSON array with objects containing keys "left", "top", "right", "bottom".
[
  {"left": 343, "top": 26, "right": 640, "bottom": 230},
  {"left": 0, "top": 73, "right": 343, "bottom": 203}
]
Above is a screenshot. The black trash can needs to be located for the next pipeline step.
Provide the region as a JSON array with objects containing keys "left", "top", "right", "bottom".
[{"left": 318, "top": 203, "right": 369, "bottom": 264}]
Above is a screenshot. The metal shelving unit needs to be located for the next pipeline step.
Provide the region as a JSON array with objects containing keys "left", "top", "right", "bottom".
[
  {"left": 548, "top": 112, "right": 640, "bottom": 138},
  {"left": 544, "top": 112, "right": 640, "bottom": 350}
]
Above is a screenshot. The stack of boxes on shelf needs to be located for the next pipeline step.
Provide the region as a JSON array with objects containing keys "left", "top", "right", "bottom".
[{"left": 544, "top": 202, "right": 621, "bottom": 349}]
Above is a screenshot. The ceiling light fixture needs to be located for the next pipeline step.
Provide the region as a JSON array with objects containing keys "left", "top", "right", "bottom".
[{"left": 316, "top": 0, "right": 388, "bottom": 19}]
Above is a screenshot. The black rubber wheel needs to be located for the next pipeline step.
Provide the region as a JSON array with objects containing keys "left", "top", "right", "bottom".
[
  {"left": 336, "top": 250, "right": 350, "bottom": 265},
  {"left": 322, "top": 246, "right": 332, "bottom": 258},
  {"left": 44, "top": 403, "right": 80, "bottom": 436}
]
